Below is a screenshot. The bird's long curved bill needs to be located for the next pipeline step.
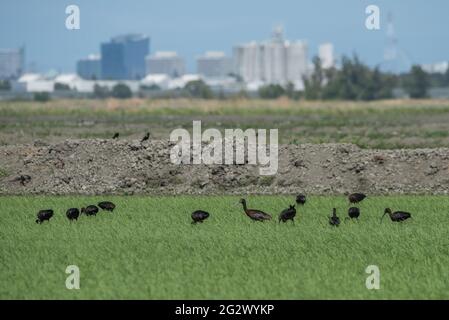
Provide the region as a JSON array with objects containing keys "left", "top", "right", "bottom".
[{"left": 380, "top": 213, "right": 387, "bottom": 223}]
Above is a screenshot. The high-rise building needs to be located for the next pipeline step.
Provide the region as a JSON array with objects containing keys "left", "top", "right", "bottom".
[
  {"left": 101, "top": 34, "right": 149, "bottom": 80},
  {"left": 233, "top": 42, "right": 261, "bottom": 83},
  {"left": 233, "top": 28, "right": 308, "bottom": 88},
  {"left": 0, "top": 47, "right": 25, "bottom": 80},
  {"left": 318, "top": 43, "right": 335, "bottom": 69},
  {"left": 197, "top": 51, "right": 232, "bottom": 78},
  {"left": 76, "top": 54, "right": 101, "bottom": 80},
  {"left": 286, "top": 41, "right": 308, "bottom": 83},
  {"left": 145, "top": 51, "right": 185, "bottom": 77}
]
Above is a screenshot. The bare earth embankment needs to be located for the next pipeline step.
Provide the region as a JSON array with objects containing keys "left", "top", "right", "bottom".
[{"left": 1, "top": 139, "right": 448, "bottom": 195}]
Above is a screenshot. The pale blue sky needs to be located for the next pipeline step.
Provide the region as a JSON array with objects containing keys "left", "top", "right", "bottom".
[{"left": 1, "top": 0, "right": 448, "bottom": 73}]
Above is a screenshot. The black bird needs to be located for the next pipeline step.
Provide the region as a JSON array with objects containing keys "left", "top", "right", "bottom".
[
  {"left": 12, "top": 174, "right": 32, "bottom": 186},
  {"left": 347, "top": 207, "right": 360, "bottom": 220},
  {"left": 329, "top": 208, "right": 340, "bottom": 226},
  {"left": 81, "top": 205, "right": 99, "bottom": 216},
  {"left": 36, "top": 209, "right": 54, "bottom": 224},
  {"left": 112, "top": 132, "right": 119, "bottom": 139},
  {"left": 141, "top": 132, "right": 150, "bottom": 143},
  {"left": 191, "top": 210, "right": 210, "bottom": 224},
  {"left": 279, "top": 205, "right": 297, "bottom": 224},
  {"left": 381, "top": 208, "right": 412, "bottom": 223},
  {"left": 66, "top": 208, "right": 80, "bottom": 221},
  {"left": 348, "top": 193, "right": 367, "bottom": 204},
  {"left": 239, "top": 199, "right": 272, "bottom": 222},
  {"left": 98, "top": 201, "right": 116, "bottom": 212},
  {"left": 295, "top": 194, "right": 306, "bottom": 206}
]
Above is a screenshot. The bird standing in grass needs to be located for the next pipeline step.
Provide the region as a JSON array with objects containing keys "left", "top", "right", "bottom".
[
  {"left": 279, "top": 205, "right": 297, "bottom": 224},
  {"left": 329, "top": 208, "right": 340, "bottom": 226},
  {"left": 81, "top": 205, "right": 99, "bottom": 216},
  {"left": 36, "top": 209, "right": 54, "bottom": 224},
  {"left": 381, "top": 208, "right": 411, "bottom": 223},
  {"left": 112, "top": 133, "right": 119, "bottom": 139},
  {"left": 347, "top": 207, "right": 360, "bottom": 220},
  {"left": 66, "top": 208, "right": 80, "bottom": 221},
  {"left": 141, "top": 132, "right": 150, "bottom": 143},
  {"left": 348, "top": 193, "right": 366, "bottom": 204},
  {"left": 295, "top": 194, "right": 306, "bottom": 206},
  {"left": 191, "top": 210, "right": 210, "bottom": 224},
  {"left": 98, "top": 201, "right": 116, "bottom": 212},
  {"left": 239, "top": 199, "right": 272, "bottom": 222}
]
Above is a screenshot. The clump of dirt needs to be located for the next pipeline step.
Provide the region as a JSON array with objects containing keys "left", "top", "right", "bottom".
[{"left": 0, "top": 139, "right": 448, "bottom": 195}]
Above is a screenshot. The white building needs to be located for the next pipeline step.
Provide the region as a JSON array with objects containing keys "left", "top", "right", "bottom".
[
  {"left": 141, "top": 74, "right": 170, "bottom": 90},
  {"left": 146, "top": 51, "right": 185, "bottom": 77},
  {"left": 197, "top": 51, "right": 232, "bottom": 78},
  {"left": 0, "top": 47, "right": 25, "bottom": 80},
  {"left": 422, "top": 61, "right": 449, "bottom": 74},
  {"left": 233, "top": 27, "right": 308, "bottom": 90},
  {"left": 319, "top": 43, "right": 335, "bottom": 69},
  {"left": 12, "top": 73, "right": 54, "bottom": 92}
]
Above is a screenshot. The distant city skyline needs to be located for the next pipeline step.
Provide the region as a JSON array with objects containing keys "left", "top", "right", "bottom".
[{"left": 1, "top": 0, "right": 449, "bottom": 73}]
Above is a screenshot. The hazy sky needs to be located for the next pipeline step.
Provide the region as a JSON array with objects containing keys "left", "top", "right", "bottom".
[{"left": 1, "top": 0, "right": 448, "bottom": 73}]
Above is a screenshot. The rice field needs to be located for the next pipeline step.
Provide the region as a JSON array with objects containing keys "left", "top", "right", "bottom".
[{"left": 1, "top": 195, "right": 449, "bottom": 299}]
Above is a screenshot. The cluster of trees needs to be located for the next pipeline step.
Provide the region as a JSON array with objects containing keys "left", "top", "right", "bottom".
[
  {"left": 258, "top": 55, "right": 434, "bottom": 100},
  {"left": 303, "top": 56, "right": 397, "bottom": 100},
  {"left": 93, "top": 83, "right": 132, "bottom": 99},
  {"left": 0, "top": 80, "right": 11, "bottom": 91}
]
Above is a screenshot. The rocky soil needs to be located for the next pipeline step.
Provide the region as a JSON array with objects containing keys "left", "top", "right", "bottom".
[{"left": 1, "top": 139, "right": 449, "bottom": 195}]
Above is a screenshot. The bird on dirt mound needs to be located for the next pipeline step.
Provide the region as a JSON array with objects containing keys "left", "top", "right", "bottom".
[
  {"left": 36, "top": 209, "right": 54, "bottom": 224},
  {"left": 347, "top": 207, "right": 360, "bottom": 220},
  {"left": 239, "top": 199, "right": 272, "bottom": 222},
  {"left": 381, "top": 208, "right": 412, "bottom": 223},
  {"left": 191, "top": 210, "right": 210, "bottom": 224},
  {"left": 348, "top": 193, "right": 367, "bottom": 204},
  {"left": 98, "top": 201, "right": 116, "bottom": 212},
  {"left": 112, "top": 133, "right": 119, "bottom": 139},
  {"left": 279, "top": 205, "right": 297, "bottom": 224},
  {"left": 141, "top": 132, "right": 150, "bottom": 143},
  {"left": 81, "top": 205, "right": 99, "bottom": 216},
  {"left": 66, "top": 208, "right": 80, "bottom": 221},
  {"left": 295, "top": 194, "right": 306, "bottom": 206},
  {"left": 329, "top": 208, "right": 340, "bottom": 227}
]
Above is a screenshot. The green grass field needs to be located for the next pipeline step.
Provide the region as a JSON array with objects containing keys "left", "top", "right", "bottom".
[{"left": 1, "top": 195, "right": 449, "bottom": 299}]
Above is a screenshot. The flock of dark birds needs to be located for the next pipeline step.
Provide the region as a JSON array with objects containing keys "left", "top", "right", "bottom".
[
  {"left": 191, "top": 192, "right": 412, "bottom": 226},
  {"left": 35, "top": 192, "right": 412, "bottom": 227},
  {"left": 112, "top": 132, "right": 150, "bottom": 142},
  {"left": 35, "top": 201, "right": 116, "bottom": 224}
]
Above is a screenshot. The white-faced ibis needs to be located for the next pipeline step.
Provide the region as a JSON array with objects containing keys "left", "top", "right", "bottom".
[
  {"left": 329, "top": 208, "right": 340, "bottom": 226},
  {"left": 98, "top": 201, "right": 116, "bottom": 212},
  {"left": 239, "top": 199, "right": 272, "bottom": 222},
  {"left": 141, "top": 132, "right": 150, "bottom": 143},
  {"left": 347, "top": 207, "right": 360, "bottom": 220},
  {"left": 279, "top": 205, "right": 296, "bottom": 224},
  {"left": 348, "top": 193, "right": 366, "bottom": 204},
  {"left": 81, "top": 205, "right": 99, "bottom": 216},
  {"left": 191, "top": 210, "right": 210, "bottom": 224},
  {"left": 36, "top": 209, "right": 54, "bottom": 224},
  {"left": 66, "top": 208, "right": 80, "bottom": 221},
  {"left": 295, "top": 194, "right": 306, "bottom": 205},
  {"left": 381, "top": 208, "right": 412, "bottom": 223},
  {"left": 112, "top": 133, "right": 119, "bottom": 139}
]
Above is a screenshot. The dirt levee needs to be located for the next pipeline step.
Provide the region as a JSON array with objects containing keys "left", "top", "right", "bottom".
[{"left": 1, "top": 139, "right": 448, "bottom": 195}]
